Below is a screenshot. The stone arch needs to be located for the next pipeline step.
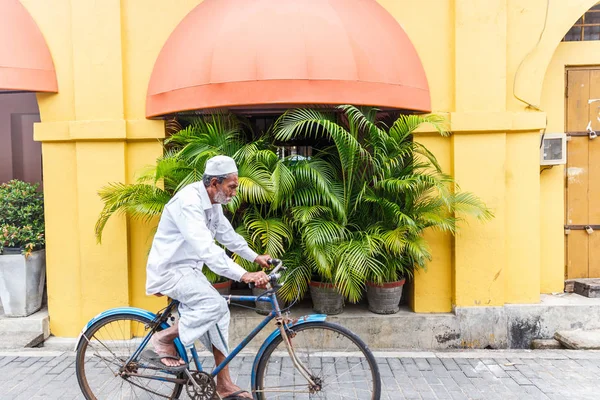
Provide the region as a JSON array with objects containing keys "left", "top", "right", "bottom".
[{"left": 513, "top": 0, "right": 599, "bottom": 109}]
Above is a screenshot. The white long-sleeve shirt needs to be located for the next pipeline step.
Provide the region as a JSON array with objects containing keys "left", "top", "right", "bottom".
[{"left": 146, "top": 182, "right": 257, "bottom": 295}]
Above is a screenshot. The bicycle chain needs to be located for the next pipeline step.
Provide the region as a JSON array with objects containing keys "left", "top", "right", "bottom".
[{"left": 185, "top": 371, "right": 217, "bottom": 400}]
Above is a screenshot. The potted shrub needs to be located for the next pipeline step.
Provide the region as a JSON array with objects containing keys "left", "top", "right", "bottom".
[
  {"left": 0, "top": 180, "right": 46, "bottom": 317},
  {"left": 273, "top": 106, "right": 493, "bottom": 315}
]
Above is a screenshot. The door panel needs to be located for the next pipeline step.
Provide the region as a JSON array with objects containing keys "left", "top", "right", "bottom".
[{"left": 566, "top": 68, "right": 600, "bottom": 279}]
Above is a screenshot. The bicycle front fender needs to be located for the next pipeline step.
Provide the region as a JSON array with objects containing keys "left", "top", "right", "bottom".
[
  {"left": 250, "top": 314, "right": 327, "bottom": 389},
  {"left": 75, "top": 306, "right": 188, "bottom": 363}
]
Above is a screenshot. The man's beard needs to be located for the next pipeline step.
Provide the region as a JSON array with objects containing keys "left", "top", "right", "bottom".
[{"left": 214, "top": 191, "right": 232, "bottom": 205}]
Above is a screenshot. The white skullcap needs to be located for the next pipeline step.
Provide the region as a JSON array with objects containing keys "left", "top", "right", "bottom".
[{"left": 204, "top": 155, "right": 238, "bottom": 176}]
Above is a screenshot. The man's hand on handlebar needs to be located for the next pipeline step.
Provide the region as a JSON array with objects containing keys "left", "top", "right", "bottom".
[
  {"left": 241, "top": 271, "right": 270, "bottom": 288},
  {"left": 254, "top": 254, "right": 273, "bottom": 269}
]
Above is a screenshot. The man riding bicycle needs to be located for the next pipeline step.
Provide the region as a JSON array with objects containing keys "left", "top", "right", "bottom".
[{"left": 145, "top": 155, "right": 270, "bottom": 400}]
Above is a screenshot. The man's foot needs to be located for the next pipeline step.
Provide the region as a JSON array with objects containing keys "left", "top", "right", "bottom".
[
  {"left": 217, "top": 384, "right": 253, "bottom": 399},
  {"left": 150, "top": 334, "right": 186, "bottom": 367}
]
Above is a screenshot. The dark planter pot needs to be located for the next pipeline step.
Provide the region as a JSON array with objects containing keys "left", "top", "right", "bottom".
[
  {"left": 252, "top": 287, "right": 286, "bottom": 315},
  {"left": 309, "top": 281, "right": 344, "bottom": 315},
  {"left": 2, "top": 247, "right": 23, "bottom": 255},
  {"left": 212, "top": 280, "right": 231, "bottom": 296},
  {"left": 366, "top": 279, "right": 406, "bottom": 314}
]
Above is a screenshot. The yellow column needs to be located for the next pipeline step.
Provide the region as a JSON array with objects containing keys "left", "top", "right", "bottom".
[
  {"left": 30, "top": 0, "right": 131, "bottom": 335},
  {"left": 379, "top": 0, "right": 456, "bottom": 312},
  {"left": 452, "top": 133, "right": 506, "bottom": 306},
  {"left": 452, "top": 0, "right": 507, "bottom": 307},
  {"left": 411, "top": 134, "right": 453, "bottom": 312},
  {"left": 505, "top": 132, "right": 541, "bottom": 303}
]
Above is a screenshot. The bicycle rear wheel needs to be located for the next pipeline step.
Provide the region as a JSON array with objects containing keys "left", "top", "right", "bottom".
[
  {"left": 75, "top": 313, "right": 184, "bottom": 400},
  {"left": 254, "top": 321, "right": 381, "bottom": 399}
]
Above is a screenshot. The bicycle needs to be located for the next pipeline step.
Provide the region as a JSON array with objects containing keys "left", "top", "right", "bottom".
[{"left": 75, "top": 259, "right": 381, "bottom": 399}]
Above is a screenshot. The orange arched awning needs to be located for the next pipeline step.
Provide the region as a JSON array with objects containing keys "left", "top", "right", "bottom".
[
  {"left": 0, "top": 0, "right": 57, "bottom": 92},
  {"left": 146, "top": 0, "right": 430, "bottom": 117}
]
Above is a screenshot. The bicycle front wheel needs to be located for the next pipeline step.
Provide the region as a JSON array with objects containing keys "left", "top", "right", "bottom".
[
  {"left": 75, "top": 313, "right": 184, "bottom": 400},
  {"left": 254, "top": 321, "right": 381, "bottom": 400}
]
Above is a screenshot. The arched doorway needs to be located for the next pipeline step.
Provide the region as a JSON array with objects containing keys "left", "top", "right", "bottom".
[
  {"left": 0, "top": 0, "right": 57, "bottom": 186},
  {"left": 0, "top": 0, "right": 57, "bottom": 322}
]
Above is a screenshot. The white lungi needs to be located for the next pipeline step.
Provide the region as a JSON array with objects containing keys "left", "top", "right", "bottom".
[
  {"left": 145, "top": 182, "right": 258, "bottom": 355},
  {"left": 161, "top": 267, "right": 231, "bottom": 354}
]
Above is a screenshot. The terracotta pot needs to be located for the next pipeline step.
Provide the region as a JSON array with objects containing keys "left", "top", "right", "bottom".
[
  {"left": 212, "top": 280, "right": 231, "bottom": 296},
  {"left": 366, "top": 279, "right": 406, "bottom": 314},
  {"left": 309, "top": 281, "right": 344, "bottom": 315}
]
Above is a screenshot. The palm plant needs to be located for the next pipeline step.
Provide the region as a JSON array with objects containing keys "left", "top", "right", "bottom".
[
  {"left": 273, "top": 106, "right": 493, "bottom": 303},
  {"left": 95, "top": 114, "right": 294, "bottom": 283}
]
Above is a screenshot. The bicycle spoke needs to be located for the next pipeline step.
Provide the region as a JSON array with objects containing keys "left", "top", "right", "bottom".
[{"left": 77, "top": 314, "right": 183, "bottom": 400}]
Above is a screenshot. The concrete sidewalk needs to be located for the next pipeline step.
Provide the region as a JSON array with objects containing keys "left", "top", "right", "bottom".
[{"left": 1, "top": 349, "right": 599, "bottom": 399}]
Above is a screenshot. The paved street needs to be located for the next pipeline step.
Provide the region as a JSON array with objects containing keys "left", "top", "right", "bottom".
[{"left": 0, "top": 350, "right": 600, "bottom": 399}]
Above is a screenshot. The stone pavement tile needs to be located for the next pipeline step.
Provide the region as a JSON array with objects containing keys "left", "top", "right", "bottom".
[
  {"left": 454, "top": 358, "right": 470, "bottom": 365},
  {"left": 415, "top": 358, "right": 432, "bottom": 371},
  {"left": 388, "top": 357, "right": 404, "bottom": 372},
  {"left": 458, "top": 363, "right": 479, "bottom": 378},
  {"left": 496, "top": 358, "right": 518, "bottom": 371},
  {"left": 506, "top": 369, "right": 533, "bottom": 385},
  {"left": 405, "top": 364, "right": 423, "bottom": 378},
  {"left": 438, "top": 376, "right": 460, "bottom": 391},
  {"left": 521, "top": 368, "right": 542, "bottom": 380},
  {"left": 409, "top": 376, "right": 431, "bottom": 391},
  {"left": 400, "top": 386, "right": 422, "bottom": 400},
  {"left": 461, "top": 385, "right": 485, "bottom": 400},
  {"left": 430, "top": 383, "right": 451, "bottom": 399},
  {"left": 449, "top": 391, "right": 469, "bottom": 400},
  {"left": 378, "top": 362, "right": 394, "bottom": 377},
  {"left": 0, "top": 356, "right": 17, "bottom": 368},
  {"left": 448, "top": 370, "right": 471, "bottom": 386},
  {"left": 426, "top": 357, "right": 442, "bottom": 366},
  {"left": 419, "top": 389, "right": 437, "bottom": 399},
  {"left": 440, "top": 358, "right": 460, "bottom": 371},
  {"left": 523, "top": 385, "right": 552, "bottom": 399},
  {"left": 421, "top": 370, "right": 440, "bottom": 385},
  {"left": 487, "top": 363, "right": 510, "bottom": 378}
]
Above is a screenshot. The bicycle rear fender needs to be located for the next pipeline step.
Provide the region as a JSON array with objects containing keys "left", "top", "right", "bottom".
[
  {"left": 250, "top": 314, "right": 327, "bottom": 388},
  {"left": 75, "top": 306, "right": 189, "bottom": 363}
]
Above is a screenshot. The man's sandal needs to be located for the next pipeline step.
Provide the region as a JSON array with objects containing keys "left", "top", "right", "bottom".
[
  {"left": 221, "top": 389, "right": 253, "bottom": 400},
  {"left": 141, "top": 349, "right": 188, "bottom": 373}
]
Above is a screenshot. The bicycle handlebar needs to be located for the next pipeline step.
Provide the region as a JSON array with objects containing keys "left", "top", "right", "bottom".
[
  {"left": 248, "top": 258, "right": 283, "bottom": 290},
  {"left": 248, "top": 273, "right": 281, "bottom": 290}
]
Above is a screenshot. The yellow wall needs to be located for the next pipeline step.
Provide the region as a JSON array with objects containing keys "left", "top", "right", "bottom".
[{"left": 11, "top": 0, "right": 599, "bottom": 334}]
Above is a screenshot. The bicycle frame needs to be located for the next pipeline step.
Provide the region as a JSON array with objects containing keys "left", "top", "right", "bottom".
[
  {"left": 77, "top": 280, "right": 327, "bottom": 390},
  {"left": 115, "top": 290, "right": 321, "bottom": 385}
]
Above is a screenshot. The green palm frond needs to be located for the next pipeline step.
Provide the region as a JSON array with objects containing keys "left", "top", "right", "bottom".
[
  {"left": 244, "top": 211, "right": 293, "bottom": 257},
  {"left": 279, "top": 249, "right": 313, "bottom": 302},
  {"left": 95, "top": 183, "right": 171, "bottom": 243},
  {"left": 271, "top": 162, "right": 296, "bottom": 209},
  {"left": 237, "top": 163, "right": 274, "bottom": 204},
  {"left": 452, "top": 192, "right": 495, "bottom": 222},
  {"left": 334, "top": 238, "right": 384, "bottom": 303}
]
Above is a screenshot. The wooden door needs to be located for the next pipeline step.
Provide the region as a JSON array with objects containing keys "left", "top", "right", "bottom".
[{"left": 565, "top": 68, "right": 600, "bottom": 279}]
